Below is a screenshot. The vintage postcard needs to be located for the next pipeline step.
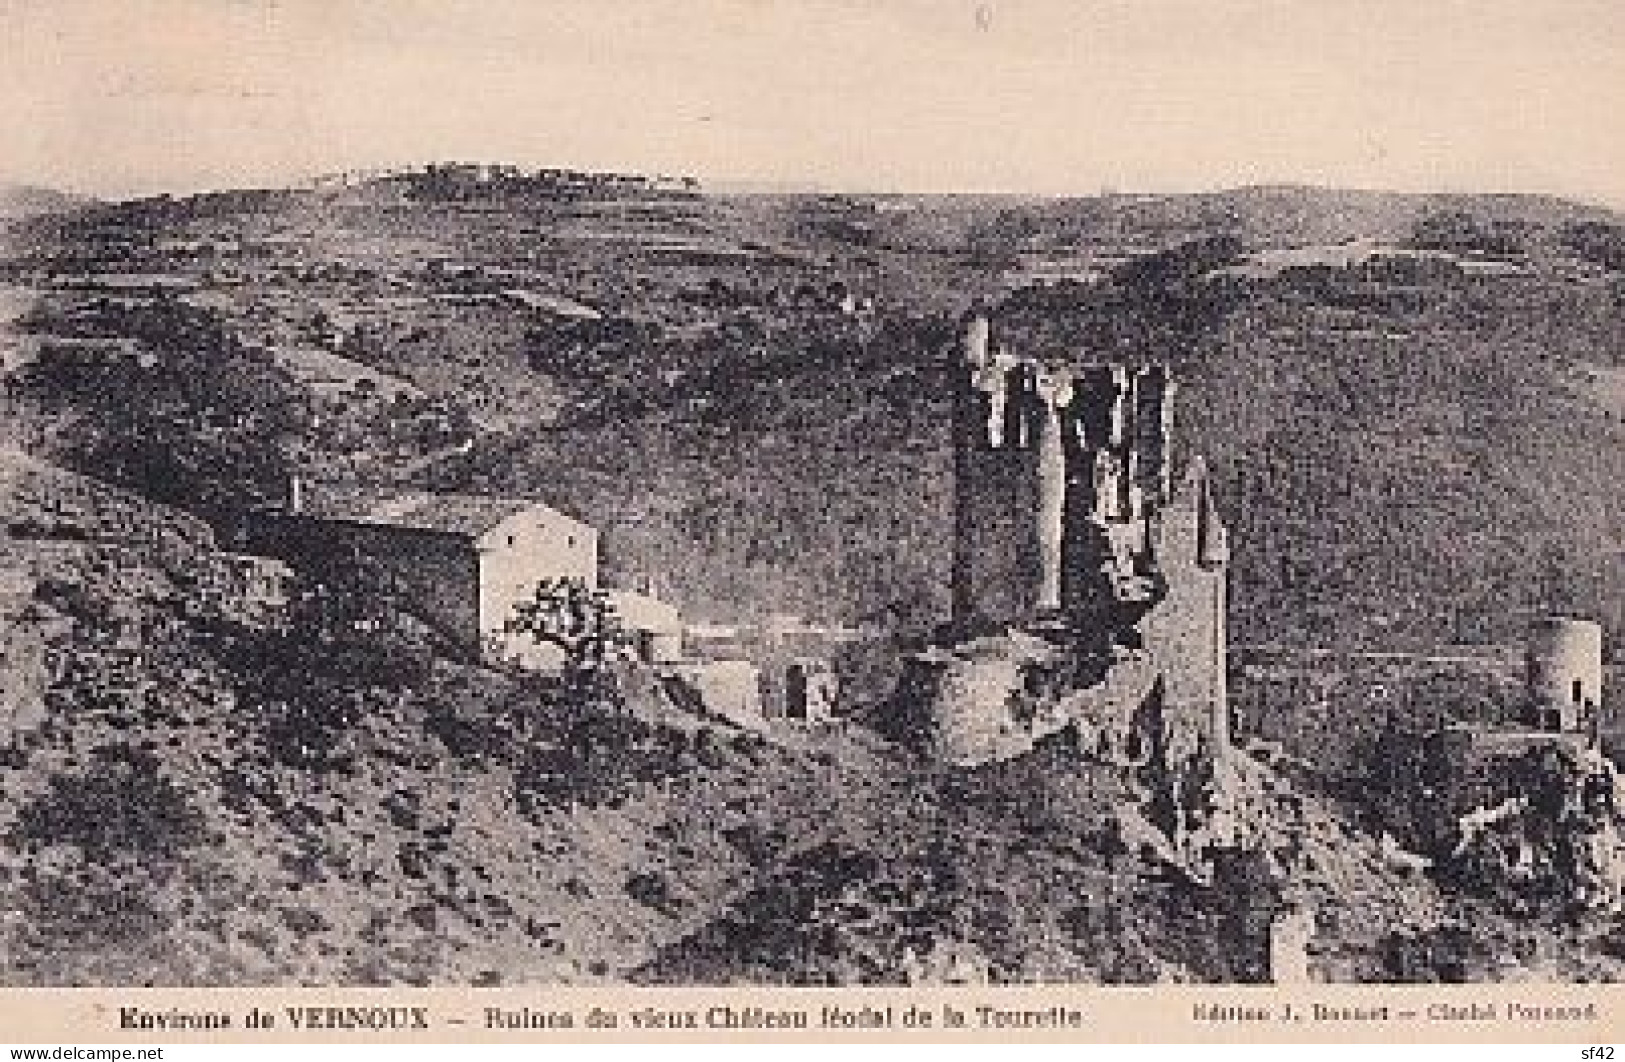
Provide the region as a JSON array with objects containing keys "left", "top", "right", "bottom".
[{"left": 0, "top": 0, "right": 1623, "bottom": 1046}]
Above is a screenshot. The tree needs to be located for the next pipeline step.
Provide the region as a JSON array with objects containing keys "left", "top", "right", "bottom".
[{"left": 503, "top": 577, "right": 632, "bottom": 692}]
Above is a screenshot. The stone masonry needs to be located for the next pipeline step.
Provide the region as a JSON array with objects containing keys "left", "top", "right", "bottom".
[{"left": 937, "top": 314, "right": 1230, "bottom": 766}]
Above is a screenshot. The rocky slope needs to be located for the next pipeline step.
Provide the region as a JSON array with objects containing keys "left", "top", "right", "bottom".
[{"left": 0, "top": 453, "right": 1480, "bottom": 986}]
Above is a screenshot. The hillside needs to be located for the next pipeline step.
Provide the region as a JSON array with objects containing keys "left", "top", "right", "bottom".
[
  {"left": 0, "top": 451, "right": 890, "bottom": 983},
  {"left": 5, "top": 175, "right": 1625, "bottom": 984},
  {"left": 0, "top": 451, "right": 1486, "bottom": 985},
  {"left": 9, "top": 179, "right": 1622, "bottom": 652},
  {"left": 1095, "top": 185, "right": 1617, "bottom": 248},
  {"left": 461, "top": 227, "right": 1625, "bottom": 652}
]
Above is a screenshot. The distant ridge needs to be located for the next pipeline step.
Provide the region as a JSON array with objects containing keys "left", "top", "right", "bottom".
[
  {"left": 51, "top": 173, "right": 1620, "bottom": 263},
  {"left": 1122, "top": 183, "right": 1622, "bottom": 245},
  {"left": 716, "top": 178, "right": 1619, "bottom": 223},
  {"left": 0, "top": 183, "right": 95, "bottom": 221}
]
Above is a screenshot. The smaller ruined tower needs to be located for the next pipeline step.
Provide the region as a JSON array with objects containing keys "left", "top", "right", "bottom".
[{"left": 1526, "top": 616, "right": 1604, "bottom": 733}]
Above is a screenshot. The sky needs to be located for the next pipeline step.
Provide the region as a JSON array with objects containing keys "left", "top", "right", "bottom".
[{"left": 1, "top": 0, "right": 1623, "bottom": 205}]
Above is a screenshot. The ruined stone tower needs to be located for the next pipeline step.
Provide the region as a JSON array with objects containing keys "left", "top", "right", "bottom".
[
  {"left": 950, "top": 314, "right": 1230, "bottom": 754},
  {"left": 1526, "top": 616, "right": 1604, "bottom": 734}
]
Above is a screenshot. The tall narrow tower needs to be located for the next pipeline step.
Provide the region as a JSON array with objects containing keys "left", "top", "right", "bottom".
[{"left": 951, "top": 316, "right": 1046, "bottom": 625}]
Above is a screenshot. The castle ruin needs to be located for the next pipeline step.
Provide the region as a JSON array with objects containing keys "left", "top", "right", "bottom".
[{"left": 916, "top": 314, "right": 1230, "bottom": 769}]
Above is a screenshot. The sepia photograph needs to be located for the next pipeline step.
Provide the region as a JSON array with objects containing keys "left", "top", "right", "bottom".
[{"left": 1, "top": 0, "right": 1624, "bottom": 1021}]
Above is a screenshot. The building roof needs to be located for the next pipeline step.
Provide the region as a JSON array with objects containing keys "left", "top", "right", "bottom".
[{"left": 294, "top": 484, "right": 588, "bottom": 540}]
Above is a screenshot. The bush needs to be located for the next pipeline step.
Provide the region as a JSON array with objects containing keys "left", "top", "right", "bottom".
[
  {"left": 14, "top": 744, "right": 203, "bottom": 859},
  {"left": 625, "top": 871, "right": 683, "bottom": 916}
]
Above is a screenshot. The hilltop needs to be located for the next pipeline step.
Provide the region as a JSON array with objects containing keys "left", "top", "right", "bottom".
[
  {"left": 0, "top": 184, "right": 94, "bottom": 223},
  {"left": 1091, "top": 184, "right": 1617, "bottom": 247}
]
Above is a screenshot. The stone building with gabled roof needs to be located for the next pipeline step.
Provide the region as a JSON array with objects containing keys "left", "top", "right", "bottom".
[{"left": 247, "top": 481, "right": 599, "bottom": 661}]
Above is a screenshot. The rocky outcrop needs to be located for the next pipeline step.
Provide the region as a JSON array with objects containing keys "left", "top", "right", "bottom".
[{"left": 1435, "top": 743, "right": 1625, "bottom": 914}]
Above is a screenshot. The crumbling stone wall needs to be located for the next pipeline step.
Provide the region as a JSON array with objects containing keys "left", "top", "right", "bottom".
[
  {"left": 898, "top": 632, "right": 1085, "bottom": 765},
  {"left": 951, "top": 354, "right": 1044, "bottom": 625},
  {"left": 951, "top": 340, "right": 1172, "bottom": 633}
]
